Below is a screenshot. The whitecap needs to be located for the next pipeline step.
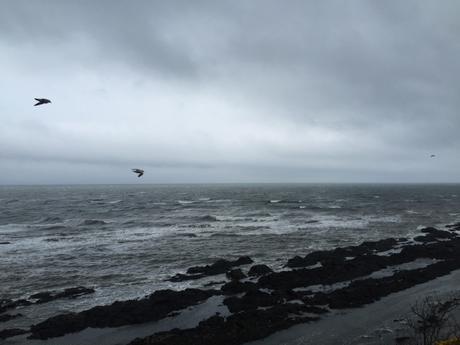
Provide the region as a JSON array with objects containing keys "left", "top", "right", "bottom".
[{"left": 177, "top": 200, "right": 194, "bottom": 205}]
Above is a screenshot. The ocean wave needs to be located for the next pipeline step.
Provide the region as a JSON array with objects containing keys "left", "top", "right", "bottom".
[
  {"left": 242, "top": 212, "right": 272, "bottom": 217},
  {"left": 42, "top": 225, "right": 68, "bottom": 231},
  {"left": 300, "top": 214, "right": 402, "bottom": 230},
  {"left": 204, "top": 199, "right": 232, "bottom": 204},
  {"left": 210, "top": 232, "right": 241, "bottom": 237},
  {"left": 198, "top": 215, "right": 219, "bottom": 222},
  {"left": 179, "top": 233, "right": 198, "bottom": 238},
  {"left": 236, "top": 225, "right": 271, "bottom": 231},
  {"left": 43, "top": 238, "right": 61, "bottom": 242},
  {"left": 177, "top": 200, "right": 195, "bottom": 205},
  {"left": 80, "top": 219, "right": 108, "bottom": 226},
  {"left": 183, "top": 224, "right": 212, "bottom": 229},
  {"left": 39, "top": 216, "right": 63, "bottom": 224},
  {"left": 405, "top": 210, "right": 419, "bottom": 215}
]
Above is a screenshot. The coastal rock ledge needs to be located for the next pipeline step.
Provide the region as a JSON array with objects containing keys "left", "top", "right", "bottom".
[{"left": 12, "top": 225, "right": 460, "bottom": 345}]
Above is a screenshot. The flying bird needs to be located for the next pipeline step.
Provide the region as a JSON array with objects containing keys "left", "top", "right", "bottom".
[
  {"left": 34, "top": 98, "right": 51, "bottom": 106},
  {"left": 132, "top": 168, "right": 144, "bottom": 177},
  {"left": 430, "top": 154, "right": 436, "bottom": 158}
]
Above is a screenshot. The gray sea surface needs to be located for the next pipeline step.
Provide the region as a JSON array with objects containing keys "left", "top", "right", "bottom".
[{"left": 1, "top": 183, "right": 460, "bottom": 329}]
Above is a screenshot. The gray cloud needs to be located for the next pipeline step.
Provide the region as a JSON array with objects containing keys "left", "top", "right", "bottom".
[{"left": 1, "top": 1, "right": 460, "bottom": 184}]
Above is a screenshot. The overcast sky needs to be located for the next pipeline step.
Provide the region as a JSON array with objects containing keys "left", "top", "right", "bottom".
[{"left": 1, "top": 1, "right": 460, "bottom": 184}]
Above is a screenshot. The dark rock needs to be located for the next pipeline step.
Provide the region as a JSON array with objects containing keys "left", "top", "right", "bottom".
[
  {"left": 27, "top": 230, "right": 460, "bottom": 344},
  {"left": 187, "top": 256, "right": 253, "bottom": 275},
  {"left": 0, "top": 328, "right": 28, "bottom": 339},
  {"left": 226, "top": 269, "right": 246, "bottom": 281},
  {"left": 305, "top": 260, "right": 460, "bottom": 309},
  {"left": 248, "top": 264, "right": 273, "bottom": 276},
  {"left": 446, "top": 222, "right": 460, "bottom": 231},
  {"left": 29, "top": 288, "right": 218, "bottom": 339},
  {"left": 30, "top": 286, "right": 95, "bottom": 303},
  {"left": 168, "top": 257, "right": 254, "bottom": 282},
  {"left": 0, "top": 313, "right": 22, "bottom": 323},
  {"left": 262, "top": 234, "right": 460, "bottom": 291},
  {"left": 128, "top": 304, "right": 319, "bottom": 345},
  {"left": 56, "top": 286, "right": 95, "bottom": 299},
  {"left": 168, "top": 273, "right": 206, "bottom": 282},
  {"left": 260, "top": 254, "right": 391, "bottom": 291},
  {"left": 415, "top": 227, "right": 457, "bottom": 243},
  {"left": 224, "top": 290, "right": 281, "bottom": 313},
  {"left": 0, "top": 299, "right": 32, "bottom": 314},
  {"left": 221, "top": 281, "right": 258, "bottom": 295},
  {"left": 286, "top": 238, "right": 399, "bottom": 268},
  {"left": 29, "top": 292, "right": 53, "bottom": 302},
  {"left": 203, "top": 280, "right": 226, "bottom": 287},
  {"left": 286, "top": 256, "right": 307, "bottom": 268}
]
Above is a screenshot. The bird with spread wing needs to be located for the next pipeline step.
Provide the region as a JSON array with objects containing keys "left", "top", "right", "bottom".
[
  {"left": 34, "top": 98, "right": 51, "bottom": 106},
  {"left": 132, "top": 169, "right": 144, "bottom": 177}
]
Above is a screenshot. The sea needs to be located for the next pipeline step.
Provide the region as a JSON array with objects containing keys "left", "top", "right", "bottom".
[{"left": 1, "top": 184, "right": 460, "bottom": 329}]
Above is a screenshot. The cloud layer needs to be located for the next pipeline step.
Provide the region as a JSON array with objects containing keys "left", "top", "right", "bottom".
[{"left": 1, "top": 1, "right": 460, "bottom": 183}]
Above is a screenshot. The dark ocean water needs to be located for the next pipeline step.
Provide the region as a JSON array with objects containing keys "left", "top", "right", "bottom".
[{"left": 1, "top": 184, "right": 460, "bottom": 327}]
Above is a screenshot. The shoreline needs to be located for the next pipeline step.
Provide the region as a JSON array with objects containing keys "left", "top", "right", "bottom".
[{"left": 2, "top": 223, "right": 460, "bottom": 344}]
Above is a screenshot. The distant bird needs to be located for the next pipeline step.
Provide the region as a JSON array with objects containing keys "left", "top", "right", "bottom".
[
  {"left": 132, "top": 168, "right": 144, "bottom": 177},
  {"left": 34, "top": 98, "right": 51, "bottom": 106},
  {"left": 430, "top": 154, "right": 436, "bottom": 158}
]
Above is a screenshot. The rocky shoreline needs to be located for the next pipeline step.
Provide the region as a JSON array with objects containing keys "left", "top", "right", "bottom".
[{"left": 2, "top": 223, "right": 460, "bottom": 344}]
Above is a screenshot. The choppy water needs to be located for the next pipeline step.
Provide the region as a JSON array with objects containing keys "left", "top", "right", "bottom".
[{"left": 1, "top": 184, "right": 460, "bottom": 328}]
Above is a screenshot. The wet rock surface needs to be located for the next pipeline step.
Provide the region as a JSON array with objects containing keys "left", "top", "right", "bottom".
[
  {"left": 0, "top": 328, "right": 29, "bottom": 340},
  {"left": 220, "top": 281, "right": 258, "bottom": 294},
  {"left": 248, "top": 264, "right": 273, "bottom": 276},
  {"left": 0, "top": 313, "right": 22, "bottom": 323},
  {"left": 168, "top": 256, "right": 254, "bottom": 282},
  {"left": 128, "top": 304, "right": 320, "bottom": 345},
  {"left": 305, "top": 260, "right": 460, "bottom": 309},
  {"left": 226, "top": 268, "right": 246, "bottom": 281},
  {"left": 224, "top": 290, "right": 281, "bottom": 313},
  {"left": 29, "top": 286, "right": 95, "bottom": 304},
  {"left": 29, "top": 288, "right": 219, "bottom": 339},
  {"left": 0, "top": 286, "right": 94, "bottom": 314},
  {"left": 21, "top": 227, "right": 460, "bottom": 345},
  {"left": 446, "top": 222, "right": 460, "bottom": 231},
  {"left": 286, "top": 237, "right": 400, "bottom": 268},
  {"left": 0, "top": 299, "right": 32, "bottom": 314}
]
